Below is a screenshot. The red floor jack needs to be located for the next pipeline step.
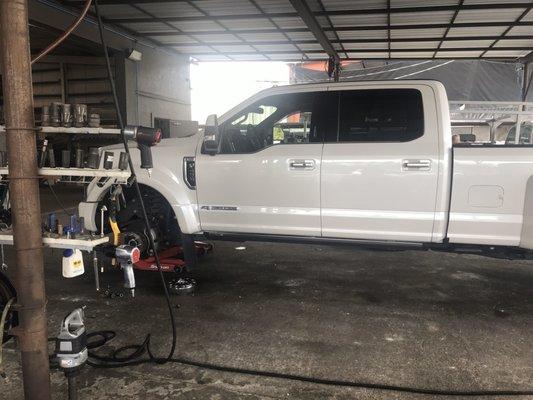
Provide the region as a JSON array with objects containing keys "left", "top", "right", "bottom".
[
  {"left": 133, "top": 241, "right": 213, "bottom": 273},
  {"left": 133, "top": 241, "right": 213, "bottom": 294}
]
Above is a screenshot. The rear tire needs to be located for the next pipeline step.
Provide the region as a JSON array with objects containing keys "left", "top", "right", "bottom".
[{"left": 0, "top": 272, "right": 16, "bottom": 344}]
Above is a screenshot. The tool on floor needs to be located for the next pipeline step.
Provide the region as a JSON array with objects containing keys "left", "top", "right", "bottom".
[
  {"left": 103, "top": 286, "right": 124, "bottom": 299},
  {"left": 55, "top": 308, "right": 87, "bottom": 400},
  {"left": 55, "top": 308, "right": 87, "bottom": 370},
  {"left": 115, "top": 245, "right": 140, "bottom": 298}
]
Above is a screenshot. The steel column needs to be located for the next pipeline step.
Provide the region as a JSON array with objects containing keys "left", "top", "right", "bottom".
[{"left": 0, "top": 1, "right": 51, "bottom": 399}]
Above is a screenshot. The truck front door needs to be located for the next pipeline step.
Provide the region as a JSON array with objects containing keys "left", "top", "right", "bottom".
[
  {"left": 196, "top": 90, "right": 335, "bottom": 236},
  {"left": 321, "top": 86, "right": 441, "bottom": 242}
]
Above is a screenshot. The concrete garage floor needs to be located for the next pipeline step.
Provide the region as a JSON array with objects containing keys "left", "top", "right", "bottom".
[{"left": 1, "top": 188, "right": 533, "bottom": 399}]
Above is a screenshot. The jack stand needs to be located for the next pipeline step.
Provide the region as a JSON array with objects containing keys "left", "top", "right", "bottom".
[{"left": 181, "top": 233, "right": 198, "bottom": 269}]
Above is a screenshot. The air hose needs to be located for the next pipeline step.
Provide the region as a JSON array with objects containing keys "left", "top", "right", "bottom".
[
  {"left": 83, "top": 329, "right": 533, "bottom": 397},
  {"left": 91, "top": 2, "right": 533, "bottom": 396},
  {"left": 94, "top": 0, "right": 176, "bottom": 365}
]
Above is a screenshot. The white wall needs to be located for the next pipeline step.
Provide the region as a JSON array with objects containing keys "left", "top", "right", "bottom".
[{"left": 124, "top": 49, "right": 191, "bottom": 127}]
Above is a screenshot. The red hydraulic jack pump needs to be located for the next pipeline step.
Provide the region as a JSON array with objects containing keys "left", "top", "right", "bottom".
[{"left": 134, "top": 242, "right": 213, "bottom": 272}]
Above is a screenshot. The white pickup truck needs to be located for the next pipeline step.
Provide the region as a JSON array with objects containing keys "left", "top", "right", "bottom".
[{"left": 80, "top": 80, "right": 533, "bottom": 260}]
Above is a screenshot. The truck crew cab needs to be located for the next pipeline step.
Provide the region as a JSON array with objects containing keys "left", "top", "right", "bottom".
[{"left": 80, "top": 81, "right": 533, "bottom": 260}]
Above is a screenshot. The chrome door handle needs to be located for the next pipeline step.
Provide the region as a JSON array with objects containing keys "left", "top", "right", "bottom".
[
  {"left": 289, "top": 159, "right": 315, "bottom": 170},
  {"left": 290, "top": 161, "right": 306, "bottom": 168},
  {"left": 402, "top": 159, "right": 431, "bottom": 171}
]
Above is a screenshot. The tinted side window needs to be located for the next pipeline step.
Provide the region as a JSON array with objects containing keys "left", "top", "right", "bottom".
[
  {"left": 338, "top": 89, "right": 424, "bottom": 142},
  {"left": 218, "top": 91, "right": 335, "bottom": 154}
]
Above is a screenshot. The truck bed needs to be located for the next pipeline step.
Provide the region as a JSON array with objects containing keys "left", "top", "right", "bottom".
[{"left": 448, "top": 146, "right": 533, "bottom": 248}]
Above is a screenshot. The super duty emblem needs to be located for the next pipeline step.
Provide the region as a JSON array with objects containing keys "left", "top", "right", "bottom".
[{"left": 201, "top": 206, "right": 238, "bottom": 211}]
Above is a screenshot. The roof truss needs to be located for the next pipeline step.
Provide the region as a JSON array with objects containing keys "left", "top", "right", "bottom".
[{"left": 59, "top": 0, "right": 533, "bottom": 62}]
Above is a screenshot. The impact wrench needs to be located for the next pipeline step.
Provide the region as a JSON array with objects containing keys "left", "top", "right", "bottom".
[{"left": 115, "top": 245, "right": 140, "bottom": 298}]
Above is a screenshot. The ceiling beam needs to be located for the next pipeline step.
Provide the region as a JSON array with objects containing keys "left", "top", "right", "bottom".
[
  {"left": 180, "top": 47, "right": 533, "bottom": 56},
  {"left": 194, "top": 57, "right": 519, "bottom": 62},
  {"left": 387, "top": 0, "right": 391, "bottom": 59},
  {"left": 46, "top": 0, "right": 181, "bottom": 57},
  {"left": 432, "top": 0, "right": 464, "bottom": 58},
  {"left": 99, "top": 3, "right": 531, "bottom": 23},
  {"left": 316, "top": 0, "right": 348, "bottom": 59},
  {"left": 521, "top": 51, "right": 533, "bottom": 64},
  {"left": 131, "top": 21, "right": 533, "bottom": 37},
  {"left": 128, "top": 3, "right": 234, "bottom": 60},
  {"left": 288, "top": 0, "right": 339, "bottom": 63},
  {"left": 479, "top": 6, "right": 533, "bottom": 57},
  {"left": 247, "top": 0, "right": 305, "bottom": 60},
  {"left": 161, "top": 36, "right": 533, "bottom": 47}
]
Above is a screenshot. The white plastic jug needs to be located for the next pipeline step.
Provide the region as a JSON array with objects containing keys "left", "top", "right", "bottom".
[{"left": 62, "top": 249, "right": 84, "bottom": 278}]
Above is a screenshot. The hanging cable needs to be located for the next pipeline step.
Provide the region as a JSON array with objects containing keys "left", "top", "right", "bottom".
[
  {"left": 93, "top": 0, "right": 176, "bottom": 364},
  {"left": 31, "top": 0, "right": 92, "bottom": 65},
  {"left": 47, "top": 185, "right": 73, "bottom": 217}
]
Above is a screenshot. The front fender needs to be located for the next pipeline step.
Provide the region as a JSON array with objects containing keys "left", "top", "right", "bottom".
[{"left": 79, "top": 138, "right": 202, "bottom": 234}]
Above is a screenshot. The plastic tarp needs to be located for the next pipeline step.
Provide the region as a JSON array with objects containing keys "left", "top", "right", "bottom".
[{"left": 291, "top": 60, "right": 525, "bottom": 102}]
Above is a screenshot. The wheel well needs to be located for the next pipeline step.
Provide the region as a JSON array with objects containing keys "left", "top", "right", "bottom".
[{"left": 98, "top": 184, "right": 181, "bottom": 254}]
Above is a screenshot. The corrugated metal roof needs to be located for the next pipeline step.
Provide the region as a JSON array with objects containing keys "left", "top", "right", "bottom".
[
  {"left": 137, "top": 2, "right": 203, "bottom": 18},
  {"left": 97, "top": 5, "right": 145, "bottom": 19},
  {"left": 392, "top": 41, "right": 442, "bottom": 49},
  {"left": 78, "top": 0, "right": 533, "bottom": 61}
]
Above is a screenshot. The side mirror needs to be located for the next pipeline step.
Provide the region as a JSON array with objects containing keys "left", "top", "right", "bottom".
[{"left": 203, "top": 114, "right": 219, "bottom": 154}]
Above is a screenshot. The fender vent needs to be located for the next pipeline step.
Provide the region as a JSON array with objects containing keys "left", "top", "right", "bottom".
[{"left": 183, "top": 157, "right": 196, "bottom": 189}]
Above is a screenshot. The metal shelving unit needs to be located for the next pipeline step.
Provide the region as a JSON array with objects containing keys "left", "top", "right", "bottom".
[
  {"left": 0, "top": 125, "right": 121, "bottom": 135},
  {"left": 0, "top": 231, "right": 110, "bottom": 251},
  {"left": 0, "top": 166, "right": 129, "bottom": 179},
  {"left": 0, "top": 126, "right": 128, "bottom": 250}
]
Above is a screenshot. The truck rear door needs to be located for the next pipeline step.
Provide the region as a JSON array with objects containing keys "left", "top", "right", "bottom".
[{"left": 321, "top": 85, "right": 443, "bottom": 242}]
